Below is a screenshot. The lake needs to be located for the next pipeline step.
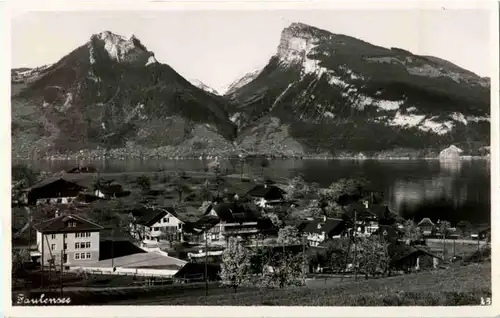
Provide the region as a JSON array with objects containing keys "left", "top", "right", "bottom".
[{"left": 21, "top": 159, "right": 490, "bottom": 226}]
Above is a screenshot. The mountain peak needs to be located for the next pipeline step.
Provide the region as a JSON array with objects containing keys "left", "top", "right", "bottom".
[
  {"left": 90, "top": 31, "right": 152, "bottom": 64},
  {"left": 277, "top": 22, "right": 327, "bottom": 64}
]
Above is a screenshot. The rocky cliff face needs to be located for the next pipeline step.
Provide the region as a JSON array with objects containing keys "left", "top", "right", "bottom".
[
  {"left": 226, "top": 23, "right": 490, "bottom": 157},
  {"left": 12, "top": 31, "right": 237, "bottom": 159}
]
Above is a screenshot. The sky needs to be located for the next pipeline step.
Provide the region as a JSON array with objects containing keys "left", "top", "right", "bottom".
[{"left": 11, "top": 8, "right": 491, "bottom": 94}]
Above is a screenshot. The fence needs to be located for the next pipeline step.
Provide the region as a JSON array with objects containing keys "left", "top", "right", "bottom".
[{"left": 68, "top": 266, "right": 178, "bottom": 278}]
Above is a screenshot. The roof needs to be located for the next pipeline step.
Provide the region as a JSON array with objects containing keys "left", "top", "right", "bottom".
[
  {"left": 303, "top": 218, "right": 345, "bottom": 236},
  {"left": 173, "top": 263, "right": 220, "bottom": 279},
  {"left": 130, "top": 207, "right": 180, "bottom": 227},
  {"left": 246, "top": 184, "right": 286, "bottom": 199},
  {"left": 30, "top": 174, "right": 100, "bottom": 190},
  {"left": 183, "top": 215, "right": 220, "bottom": 233},
  {"left": 33, "top": 214, "right": 104, "bottom": 233},
  {"left": 87, "top": 252, "right": 187, "bottom": 269},
  {"left": 66, "top": 165, "right": 97, "bottom": 173},
  {"left": 210, "top": 202, "right": 262, "bottom": 223},
  {"left": 418, "top": 218, "right": 435, "bottom": 227},
  {"left": 389, "top": 244, "right": 442, "bottom": 263},
  {"left": 371, "top": 225, "right": 401, "bottom": 241}
]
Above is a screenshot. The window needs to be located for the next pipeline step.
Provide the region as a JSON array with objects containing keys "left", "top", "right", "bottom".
[
  {"left": 51, "top": 234, "right": 56, "bottom": 239},
  {"left": 81, "top": 253, "right": 86, "bottom": 259},
  {"left": 178, "top": 223, "right": 182, "bottom": 229},
  {"left": 153, "top": 227, "right": 159, "bottom": 231},
  {"left": 86, "top": 252, "right": 91, "bottom": 259},
  {"left": 86, "top": 232, "right": 91, "bottom": 237},
  {"left": 165, "top": 218, "right": 170, "bottom": 223},
  {"left": 75, "top": 253, "right": 80, "bottom": 260},
  {"left": 80, "top": 242, "right": 85, "bottom": 249},
  {"left": 75, "top": 233, "right": 80, "bottom": 238},
  {"left": 85, "top": 242, "right": 91, "bottom": 248},
  {"left": 162, "top": 218, "right": 167, "bottom": 223},
  {"left": 51, "top": 244, "right": 55, "bottom": 250},
  {"left": 75, "top": 243, "right": 79, "bottom": 249}
]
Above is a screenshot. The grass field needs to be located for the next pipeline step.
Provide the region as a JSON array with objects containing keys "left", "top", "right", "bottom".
[{"left": 117, "top": 262, "right": 491, "bottom": 306}]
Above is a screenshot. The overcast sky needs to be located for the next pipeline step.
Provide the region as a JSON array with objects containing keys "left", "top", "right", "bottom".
[{"left": 11, "top": 9, "right": 491, "bottom": 93}]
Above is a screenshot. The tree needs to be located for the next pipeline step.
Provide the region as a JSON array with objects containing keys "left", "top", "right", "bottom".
[
  {"left": 456, "top": 220, "right": 472, "bottom": 238},
  {"left": 287, "top": 175, "right": 310, "bottom": 199},
  {"left": 136, "top": 175, "right": 151, "bottom": 192},
  {"left": 277, "top": 226, "right": 300, "bottom": 245},
  {"left": 322, "top": 238, "right": 352, "bottom": 273},
  {"left": 219, "top": 237, "right": 251, "bottom": 292},
  {"left": 263, "top": 212, "right": 282, "bottom": 229},
  {"left": 357, "top": 236, "right": 390, "bottom": 279},
  {"left": 12, "top": 249, "right": 30, "bottom": 283},
  {"left": 402, "top": 220, "right": 422, "bottom": 245},
  {"left": 265, "top": 251, "right": 305, "bottom": 288},
  {"left": 12, "top": 164, "right": 40, "bottom": 187},
  {"left": 438, "top": 220, "right": 451, "bottom": 260},
  {"left": 259, "top": 156, "right": 270, "bottom": 179}
]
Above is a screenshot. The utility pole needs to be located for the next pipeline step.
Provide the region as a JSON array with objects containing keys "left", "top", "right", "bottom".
[
  {"left": 205, "top": 228, "right": 208, "bottom": 298},
  {"left": 353, "top": 210, "right": 358, "bottom": 282},
  {"left": 111, "top": 228, "right": 115, "bottom": 271},
  {"left": 60, "top": 250, "right": 64, "bottom": 297},
  {"left": 41, "top": 233, "right": 44, "bottom": 289},
  {"left": 302, "top": 234, "right": 306, "bottom": 285}
]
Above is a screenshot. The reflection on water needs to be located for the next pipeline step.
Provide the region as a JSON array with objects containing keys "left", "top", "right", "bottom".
[{"left": 18, "top": 158, "right": 490, "bottom": 225}]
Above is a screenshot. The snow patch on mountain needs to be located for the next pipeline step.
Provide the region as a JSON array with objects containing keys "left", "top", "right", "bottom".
[
  {"left": 91, "top": 31, "right": 153, "bottom": 64},
  {"left": 189, "top": 79, "right": 219, "bottom": 95},
  {"left": 271, "top": 83, "right": 294, "bottom": 111},
  {"left": 225, "top": 69, "right": 262, "bottom": 95},
  {"left": 145, "top": 56, "right": 157, "bottom": 66},
  {"left": 389, "top": 111, "right": 455, "bottom": 135}
]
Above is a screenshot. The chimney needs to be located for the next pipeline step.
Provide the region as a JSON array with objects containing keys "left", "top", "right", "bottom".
[
  {"left": 323, "top": 215, "right": 327, "bottom": 222},
  {"left": 264, "top": 184, "right": 267, "bottom": 188},
  {"left": 363, "top": 200, "right": 369, "bottom": 209}
]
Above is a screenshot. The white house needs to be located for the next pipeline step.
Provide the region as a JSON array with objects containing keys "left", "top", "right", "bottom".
[
  {"left": 130, "top": 207, "right": 185, "bottom": 244},
  {"left": 33, "top": 214, "right": 103, "bottom": 266}
]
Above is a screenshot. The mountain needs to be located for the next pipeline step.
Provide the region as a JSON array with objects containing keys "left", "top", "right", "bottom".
[
  {"left": 11, "top": 31, "right": 237, "bottom": 159},
  {"left": 224, "top": 69, "right": 262, "bottom": 96},
  {"left": 226, "top": 22, "right": 490, "bottom": 157},
  {"left": 189, "top": 79, "right": 220, "bottom": 95}
]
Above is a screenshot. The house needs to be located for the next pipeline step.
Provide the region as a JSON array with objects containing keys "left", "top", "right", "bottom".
[
  {"left": 371, "top": 224, "right": 401, "bottom": 243},
  {"left": 66, "top": 165, "right": 97, "bottom": 174},
  {"left": 129, "top": 207, "right": 185, "bottom": 244},
  {"left": 33, "top": 214, "right": 103, "bottom": 266},
  {"left": 173, "top": 263, "right": 221, "bottom": 283},
  {"left": 417, "top": 218, "right": 436, "bottom": 236},
  {"left": 201, "top": 202, "right": 263, "bottom": 242},
  {"left": 302, "top": 216, "right": 346, "bottom": 246},
  {"left": 27, "top": 176, "right": 92, "bottom": 206},
  {"left": 246, "top": 184, "right": 286, "bottom": 207},
  {"left": 471, "top": 226, "right": 490, "bottom": 240},
  {"left": 94, "top": 180, "right": 131, "bottom": 199},
  {"left": 389, "top": 244, "right": 442, "bottom": 272}
]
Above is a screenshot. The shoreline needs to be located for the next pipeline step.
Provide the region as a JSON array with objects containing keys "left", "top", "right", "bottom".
[{"left": 12, "top": 155, "right": 490, "bottom": 162}]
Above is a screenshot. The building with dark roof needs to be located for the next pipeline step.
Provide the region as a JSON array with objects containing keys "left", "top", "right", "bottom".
[
  {"left": 417, "top": 218, "right": 436, "bottom": 236},
  {"left": 246, "top": 184, "right": 286, "bottom": 206},
  {"left": 389, "top": 244, "right": 442, "bottom": 272},
  {"left": 33, "top": 214, "right": 104, "bottom": 266},
  {"left": 66, "top": 165, "right": 98, "bottom": 174},
  {"left": 129, "top": 207, "right": 185, "bottom": 244},
  {"left": 27, "top": 177, "right": 91, "bottom": 205},
  {"left": 192, "top": 201, "right": 266, "bottom": 242},
  {"left": 303, "top": 217, "right": 346, "bottom": 246}
]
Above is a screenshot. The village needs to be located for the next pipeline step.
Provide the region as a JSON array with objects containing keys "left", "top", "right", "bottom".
[{"left": 11, "top": 160, "right": 491, "bottom": 305}]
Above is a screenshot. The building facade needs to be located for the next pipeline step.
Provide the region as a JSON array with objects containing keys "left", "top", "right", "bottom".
[{"left": 34, "top": 214, "right": 103, "bottom": 266}]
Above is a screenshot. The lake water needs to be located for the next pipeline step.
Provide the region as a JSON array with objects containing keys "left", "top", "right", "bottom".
[{"left": 22, "top": 159, "right": 490, "bottom": 226}]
